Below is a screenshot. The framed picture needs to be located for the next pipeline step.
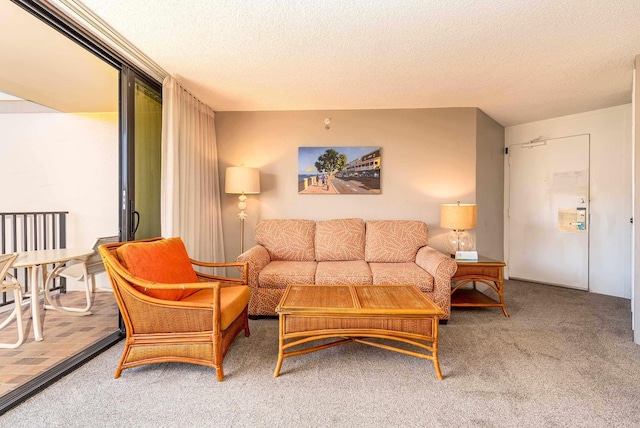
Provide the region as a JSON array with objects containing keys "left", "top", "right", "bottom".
[{"left": 298, "top": 146, "right": 381, "bottom": 194}]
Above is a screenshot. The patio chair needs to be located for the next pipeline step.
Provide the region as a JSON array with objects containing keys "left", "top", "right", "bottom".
[
  {"left": 99, "top": 237, "right": 250, "bottom": 381},
  {"left": 0, "top": 253, "right": 25, "bottom": 349},
  {"left": 48, "top": 235, "right": 119, "bottom": 313}
]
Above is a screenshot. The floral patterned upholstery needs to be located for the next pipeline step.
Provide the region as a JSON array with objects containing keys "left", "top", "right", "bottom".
[
  {"left": 238, "top": 219, "right": 455, "bottom": 320},
  {"left": 258, "top": 261, "right": 317, "bottom": 289},
  {"left": 365, "top": 220, "right": 429, "bottom": 263},
  {"left": 315, "top": 261, "right": 372, "bottom": 284},
  {"left": 369, "top": 262, "right": 434, "bottom": 291},
  {"left": 255, "top": 219, "right": 316, "bottom": 261},
  {"left": 315, "top": 218, "right": 365, "bottom": 261},
  {"left": 415, "top": 246, "right": 458, "bottom": 319}
]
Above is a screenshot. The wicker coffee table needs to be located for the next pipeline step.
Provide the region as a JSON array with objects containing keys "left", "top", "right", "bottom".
[{"left": 274, "top": 284, "right": 445, "bottom": 380}]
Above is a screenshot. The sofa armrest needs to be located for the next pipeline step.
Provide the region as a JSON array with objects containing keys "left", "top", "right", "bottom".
[
  {"left": 236, "top": 245, "right": 271, "bottom": 289},
  {"left": 415, "top": 246, "right": 458, "bottom": 319}
]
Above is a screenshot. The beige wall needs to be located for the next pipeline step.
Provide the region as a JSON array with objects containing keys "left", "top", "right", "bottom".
[
  {"left": 216, "top": 108, "right": 503, "bottom": 261},
  {"left": 476, "top": 110, "right": 505, "bottom": 260}
]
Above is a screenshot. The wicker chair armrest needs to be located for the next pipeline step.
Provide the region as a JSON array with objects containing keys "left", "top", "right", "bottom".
[
  {"left": 195, "top": 273, "right": 247, "bottom": 288},
  {"left": 127, "top": 278, "right": 217, "bottom": 291},
  {"left": 191, "top": 261, "right": 248, "bottom": 285}
]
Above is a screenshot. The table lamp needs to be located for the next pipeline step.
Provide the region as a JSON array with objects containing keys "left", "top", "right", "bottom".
[
  {"left": 225, "top": 166, "right": 260, "bottom": 253},
  {"left": 440, "top": 201, "right": 477, "bottom": 256}
]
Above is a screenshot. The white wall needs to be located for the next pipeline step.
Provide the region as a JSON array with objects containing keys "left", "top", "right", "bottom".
[
  {"left": 505, "top": 104, "right": 632, "bottom": 298},
  {"left": 216, "top": 108, "right": 484, "bottom": 260},
  {"left": 0, "top": 112, "right": 119, "bottom": 288}
]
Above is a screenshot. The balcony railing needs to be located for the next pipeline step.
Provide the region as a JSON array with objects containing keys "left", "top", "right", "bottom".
[{"left": 1, "top": 211, "right": 68, "bottom": 307}]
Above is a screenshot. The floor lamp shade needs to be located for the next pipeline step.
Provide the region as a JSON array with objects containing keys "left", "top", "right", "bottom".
[
  {"left": 440, "top": 202, "right": 477, "bottom": 255},
  {"left": 225, "top": 167, "right": 261, "bottom": 194}
]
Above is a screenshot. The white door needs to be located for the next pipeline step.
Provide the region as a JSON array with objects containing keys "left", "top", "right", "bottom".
[{"left": 509, "top": 134, "right": 589, "bottom": 290}]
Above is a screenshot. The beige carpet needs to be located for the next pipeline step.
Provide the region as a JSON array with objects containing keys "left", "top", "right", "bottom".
[{"left": 2, "top": 280, "right": 639, "bottom": 427}]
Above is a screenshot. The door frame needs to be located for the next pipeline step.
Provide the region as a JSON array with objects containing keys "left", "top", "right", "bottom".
[
  {"left": 120, "top": 67, "right": 162, "bottom": 242},
  {"left": 507, "top": 134, "right": 590, "bottom": 290},
  {"left": 1, "top": 0, "right": 162, "bottom": 416}
]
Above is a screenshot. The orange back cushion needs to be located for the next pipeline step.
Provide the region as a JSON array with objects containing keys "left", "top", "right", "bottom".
[{"left": 116, "top": 237, "right": 199, "bottom": 301}]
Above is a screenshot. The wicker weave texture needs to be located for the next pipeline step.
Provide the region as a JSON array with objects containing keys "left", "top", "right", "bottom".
[
  {"left": 120, "top": 288, "right": 213, "bottom": 334},
  {"left": 284, "top": 316, "right": 434, "bottom": 336},
  {"left": 127, "top": 343, "right": 214, "bottom": 364},
  {"left": 99, "top": 237, "right": 250, "bottom": 381}
]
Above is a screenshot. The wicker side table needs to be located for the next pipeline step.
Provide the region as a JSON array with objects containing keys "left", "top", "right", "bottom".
[{"left": 450, "top": 256, "right": 508, "bottom": 317}]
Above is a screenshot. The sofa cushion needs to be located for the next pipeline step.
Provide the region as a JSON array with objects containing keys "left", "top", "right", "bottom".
[
  {"left": 259, "top": 261, "right": 317, "bottom": 289},
  {"left": 315, "top": 218, "right": 365, "bottom": 261},
  {"left": 255, "top": 219, "right": 316, "bottom": 261},
  {"left": 315, "top": 260, "right": 372, "bottom": 284},
  {"left": 115, "top": 237, "right": 199, "bottom": 301},
  {"left": 369, "top": 262, "right": 434, "bottom": 292},
  {"left": 180, "top": 286, "right": 251, "bottom": 330},
  {"left": 365, "top": 220, "right": 429, "bottom": 263}
]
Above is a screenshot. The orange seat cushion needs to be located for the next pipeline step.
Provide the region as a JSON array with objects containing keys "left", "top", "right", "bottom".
[
  {"left": 116, "top": 238, "right": 200, "bottom": 301},
  {"left": 181, "top": 286, "right": 251, "bottom": 330}
]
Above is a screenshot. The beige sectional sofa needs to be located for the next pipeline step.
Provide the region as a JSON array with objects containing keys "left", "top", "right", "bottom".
[{"left": 236, "top": 218, "right": 457, "bottom": 320}]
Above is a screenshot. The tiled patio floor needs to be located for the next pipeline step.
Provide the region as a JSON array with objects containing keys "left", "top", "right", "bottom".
[{"left": 0, "top": 290, "right": 119, "bottom": 396}]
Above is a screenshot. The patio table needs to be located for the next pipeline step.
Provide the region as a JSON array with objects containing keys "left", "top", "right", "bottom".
[{"left": 12, "top": 248, "right": 94, "bottom": 341}]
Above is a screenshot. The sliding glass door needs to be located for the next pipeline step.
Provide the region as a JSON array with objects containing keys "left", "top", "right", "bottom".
[
  {"left": 1, "top": 0, "right": 162, "bottom": 415},
  {"left": 121, "top": 70, "right": 162, "bottom": 241}
]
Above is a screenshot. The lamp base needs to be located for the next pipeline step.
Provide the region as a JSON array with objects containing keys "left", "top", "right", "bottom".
[{"left": 444, "top": 230, "right": 475, "bottom": 256}]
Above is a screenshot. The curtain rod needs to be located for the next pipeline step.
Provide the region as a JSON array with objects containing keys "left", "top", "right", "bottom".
[{"left": 52, "top": 0, "right": 169, "bottom": 81}]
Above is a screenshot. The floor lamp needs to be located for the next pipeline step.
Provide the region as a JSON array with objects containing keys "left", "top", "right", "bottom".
[
  {"left": 440, "top": 201, "right": 477, "bottom": 257},
  {"left": 225, "top": 166, "right": 261, "bottom": 254}
]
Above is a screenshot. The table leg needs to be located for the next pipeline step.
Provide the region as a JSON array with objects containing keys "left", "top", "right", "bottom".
[
  {"left": 273, "top": 315, "right": 285, "bottom": 378},
  {"left": 28, "top": 265, "right": 44, "bottom": 341},
  {"left": 497, "top": 279, "right": 509, "bottom": 317},
  {"left": 432, "top": 319, "right": 443, "bottom": 380}
]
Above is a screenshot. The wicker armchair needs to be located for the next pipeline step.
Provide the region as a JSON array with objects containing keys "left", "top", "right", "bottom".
[{"left": 99, "top": 237, "right": 250, "bottom": 381}]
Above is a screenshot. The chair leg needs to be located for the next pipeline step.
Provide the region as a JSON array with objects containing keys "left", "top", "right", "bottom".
[
  {"left": 215, "top": 366, "right": 224, "bottom": 382},
  {"left": 214, "top": 329, "right": 224, "bottom": 381},
  {"left": 77, "top": 264, "right": 93, "bottom": 312},
  {"left": 114, "top": 342, "right": 131, "bottom": 379},
  {"left": 45, "top": 263, "right": 93, "bottom": 314},
  {"left": 0, "top": 288, "right": 25, "bottom": 349}
]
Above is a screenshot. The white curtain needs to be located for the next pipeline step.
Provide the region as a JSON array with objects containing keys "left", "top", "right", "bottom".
[{"left": 161, "top": 76, "right": 224, "bottom": 262}]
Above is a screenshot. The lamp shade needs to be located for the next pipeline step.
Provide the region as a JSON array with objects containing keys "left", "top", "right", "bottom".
[
  {"left": 440, "top": 202, "right": 477, "bottom": 230},
  {"left": 225, "top": 167, "right": 260, "bottom": 194}
]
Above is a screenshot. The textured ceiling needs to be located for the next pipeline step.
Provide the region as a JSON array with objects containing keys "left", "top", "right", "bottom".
[{"left": 77, "top": 1, "right": 640, "bottom": 125}]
